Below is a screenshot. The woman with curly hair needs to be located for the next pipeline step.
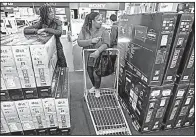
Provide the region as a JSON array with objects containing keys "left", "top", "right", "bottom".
[{"left": 24, "top": 3, "right": 67, "bottom": 67}]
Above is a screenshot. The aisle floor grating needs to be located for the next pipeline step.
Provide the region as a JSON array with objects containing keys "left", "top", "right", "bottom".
[{"left": 85, "top": 88, "right": 131, "bottom": 135}]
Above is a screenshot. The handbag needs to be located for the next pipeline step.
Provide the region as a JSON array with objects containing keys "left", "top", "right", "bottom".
[{"left": 95, "top": 51, "right": 117, "bottom": 77}]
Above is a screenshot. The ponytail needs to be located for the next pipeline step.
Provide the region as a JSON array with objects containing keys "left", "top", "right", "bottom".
[{"left": 81, "top": 12, "right": 100, "bottom": 36}]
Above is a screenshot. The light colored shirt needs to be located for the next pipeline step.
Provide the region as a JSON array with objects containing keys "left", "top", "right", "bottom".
[{"left": 78, "top": 27, "right": 110, "bottom": 49}]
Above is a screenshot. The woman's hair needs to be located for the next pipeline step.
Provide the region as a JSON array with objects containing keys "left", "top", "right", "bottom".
[
  {"left": 110, "top": 14, "right": 117, "bottom": 22},
  {"left": 39, "top": 3, "right": 53, "bottom": 25},
  {"left": 81, "top": 12, "right": 100, "bottom": 35}
]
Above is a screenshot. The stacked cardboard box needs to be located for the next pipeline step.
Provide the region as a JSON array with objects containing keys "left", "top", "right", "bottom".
[
  {"left": 117, "top": 13, "right": 195, "bottom": 133},
  {"left": 0, "top": 33, "right": 70, "bottom": 135},
  {"left": 0, "top": 67, "right": 71, "bottom": 135}
]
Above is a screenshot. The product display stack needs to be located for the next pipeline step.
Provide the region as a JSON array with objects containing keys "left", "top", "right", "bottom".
[
  {"left": 163, "top": 22, "right": 195, "bottom": 130},
  {"left": 0, "top": 33, "right": 71, "bottom": 135},
  {"left": 117, "top": 12, "right": 195, "bottom": 133}
]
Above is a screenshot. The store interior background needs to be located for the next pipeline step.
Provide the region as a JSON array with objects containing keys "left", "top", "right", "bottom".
[
  {"left": 3, "top": 2, "right": 195, "bottom": 72},
  {"left": 1, "top": 2, "right": 195, "bottom": 135}
]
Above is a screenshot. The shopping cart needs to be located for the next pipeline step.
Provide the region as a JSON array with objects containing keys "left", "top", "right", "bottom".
[{"left": 82, "top": 48, "right": 132, "bottom": 135}]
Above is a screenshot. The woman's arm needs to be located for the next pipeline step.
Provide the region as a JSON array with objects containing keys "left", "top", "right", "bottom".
[
  {"left": 90, "top": 29, "right": 110, "bottom": 58},
  {"left": 77, "top": 30, "right": 93, "bottom": 47},
  {"left": 97, "top": 29, "right": 110, "bottom": 53},
  {"left": 24, "top": 22, "right": 41, "bottom": 35},
  {"left": 77, "top": 39, "right": 93, "bottom": 47},
  {"left": 44, "top": 19, "right": 62, "bottom": 37}
]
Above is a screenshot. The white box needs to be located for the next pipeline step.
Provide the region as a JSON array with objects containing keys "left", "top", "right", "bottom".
[
  {"left": 1, "top": 110, "right": 10, "bottom": 134},
  {"left": 55, "top": 99, "right": 70, "bottom": 128},
  {"left": 14, "top": 100, "right": 35, "bottom": 130},
  {"left": 1, "top": 73, "right": 7, "bottom": 91},
  {"left": 30, "top": 36, "right": 57, "bottom": 87},
  {"left": 42, "top": 98, "right": 58, "bottom": 127},
  {"left": 1, "top": 46, "right": 21, "bottom": 90},
  {"left": 28, "top": 99, "right": 47, "bottom": 129},
  {"left": 1, "top": 101, "right": 23, "bottom": 132},
  {"left": 12, "top": 45, "right": 36, "bottom": 89}
]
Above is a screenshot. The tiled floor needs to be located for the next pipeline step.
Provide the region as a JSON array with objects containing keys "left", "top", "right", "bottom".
[
  {"left": 68, "top": 71, "right": 195, "bottom": 135},
  {"left": 60, "top": 32, "right": 195, "bottom": 136}
]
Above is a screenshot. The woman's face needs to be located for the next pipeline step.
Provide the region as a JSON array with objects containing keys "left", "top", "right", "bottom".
[
  {"left": 92, "top": 14, "right": 102, "bottom": 29},
  {"left": 48, "top": 8, "right": 55, "bottom": 20}
]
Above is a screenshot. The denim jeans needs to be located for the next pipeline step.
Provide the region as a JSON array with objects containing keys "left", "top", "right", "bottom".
[{"left": 87, "top": 66, "right": 101, "bottom": 89}]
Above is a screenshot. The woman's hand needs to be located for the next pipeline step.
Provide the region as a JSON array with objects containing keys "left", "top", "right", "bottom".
[
  {"left": 37, "top": 28, "right": 46, "bottom": 34},
  {"left": 91, "top": 37, "right": 101, "bottom": 44},
  {"left": 90, "top": 50, "right": 100, "bottom": 59}
]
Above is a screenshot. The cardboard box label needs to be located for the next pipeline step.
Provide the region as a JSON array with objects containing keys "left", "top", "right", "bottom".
[
  {"left": 151, "top": 90, "right": 160, "bottom": 97},
  {"left": 170, "top": 49, "right": 180, "bottom": 68},
  {"left": 1, "top": 101, "right": 23, "bottom": 132},
  {"left": 177, "top": 89, "right": 185, "bottom": 97},
  {"left": 29, "top": 36, "right": 57, "bottom": 87},
  {"left": 162, "top": 89, "right": 171, "bottom": 96},
  {"left": 28, "top": 99, "right": 47, "bottom": 129},
  {"left": 1, "top": 74, "right": 7, "bottom": 90},
  {"left": 42, "top": 98, "right": 58, "bottom": 127},
  {"left": 14, "top": 100, "right": 35, "bottom": 130},
  {"left": 169, "top": 107, "right": 178, "bottom": 120},
  {"left": 185, "top": 98, "right": 192, "bottom": 105},
  {"left": 1, "top": 46, "right": 21, "bottom": 89},
  {"left": 12, "top": 46, "right": 36, "bottom": 88},
  {"left": 187, "top": 48, "right": 194, "bottom": 69},
  {"left": 1, "top": 110, "right": 10, "bottom": 134},
  {"left": 55, "top": 99, "right": 70, "bottom": 128}
]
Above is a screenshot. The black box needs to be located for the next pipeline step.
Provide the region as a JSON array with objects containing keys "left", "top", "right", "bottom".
[
  {"left": 59, "top": 128, "right": 71, "bottom": 135},
  {"left": 48, "top": 128, "right": 59, "bottom": 135},
  {"left": 0, "top": 133, "right": 11, "bottom": 136},
  {"left": 177, "top": 31, "right": 195, "bottom": 84},
  {"left": 60, "top": 67, "right": 69, "bottom": 99},
  {"left": 51, "top": 66, "right": 61, "bottom": 98},
  {"left": 163, "top": 83, "right": 189, "bottom": 129},
  {"left": 36, "top": 129, "right": 49, "bottom": 135},
  {"left": 54, "top": 67, "right": 71, "bottom": 130},
  {"left": 162, "top": 13, "right": 194, "bottom": 85},
  {"left": 174, "top": 83, "right": 195, "bottom": 128},
  {"left": 23, "top": 88, "right": 38, "bottom": 99},
  {"left": 118, "top": 64, "right": 126, "bottom": 98},
  {"left": 117, "top": 18, "right": 131, "bottom": 74},
  {"left": 123, "top": 70, "right": 173, "bottom": 132},
  {"left": 120, "top": 13, "right": 178, "bottom": 86},
  {"left": 0, "top": 90, "right": 10, "bottom": 101},
  {"left": 23, "top": 130, "right": 37, "bottom": 135},
  {"left": 11, "top": 131, "right": 24, "bottom": 135},
  {"left": 37, "top": 86, "right": 52, "bottom": 98},
  {"left": 181, "top": 100, "right": 194, "bottom": 127},
  {"left": 8, "top": 88, "right": 24, "bottom": 101},
  {"left": 151, "top": 96, "right": 171, "bottom": 131},
  {"left": 37, "top": 66, "right": 60, "bottom": 98},
  {"left": 1, "top": 76, "right": 10, "bottom": 101}
]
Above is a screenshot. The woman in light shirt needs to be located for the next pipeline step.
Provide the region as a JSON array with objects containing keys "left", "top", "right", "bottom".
[{"left": 77, "top": 12, "right": 110, "bottom": 97}]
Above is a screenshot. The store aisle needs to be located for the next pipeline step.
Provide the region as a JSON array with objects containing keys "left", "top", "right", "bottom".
[
  {"left": 68, "top": 71, "right": 195, "bottom": 135},
  {"left": 60, "top": 37, "right": 74, "bottom": 71},
  {"left": 60, "top": 36, "right": 84, "bottom": 72},
  {"left": 69, "top": 71, "right": 92, "bottom": 135},
  {"left": 72, "top": 42, "right": 83, "bottom": 71}
]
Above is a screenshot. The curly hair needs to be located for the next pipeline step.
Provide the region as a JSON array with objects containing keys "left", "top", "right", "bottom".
[{"left": 39, "top": 3, "right": 53, "bottom": 25}]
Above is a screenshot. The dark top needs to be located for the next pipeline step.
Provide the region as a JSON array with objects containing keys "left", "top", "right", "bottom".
[
  {"left": 110, "top": 22, "right": 118, "bottom": 47},
  {"left": 23, "top": 18, "right": 64, "bottom": 51},
  {"left": 24, "top": 18, "right": 67, "bottom": 67},
  {"left": 24, "top": 18, "right": 62, "bottom": 37}
]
